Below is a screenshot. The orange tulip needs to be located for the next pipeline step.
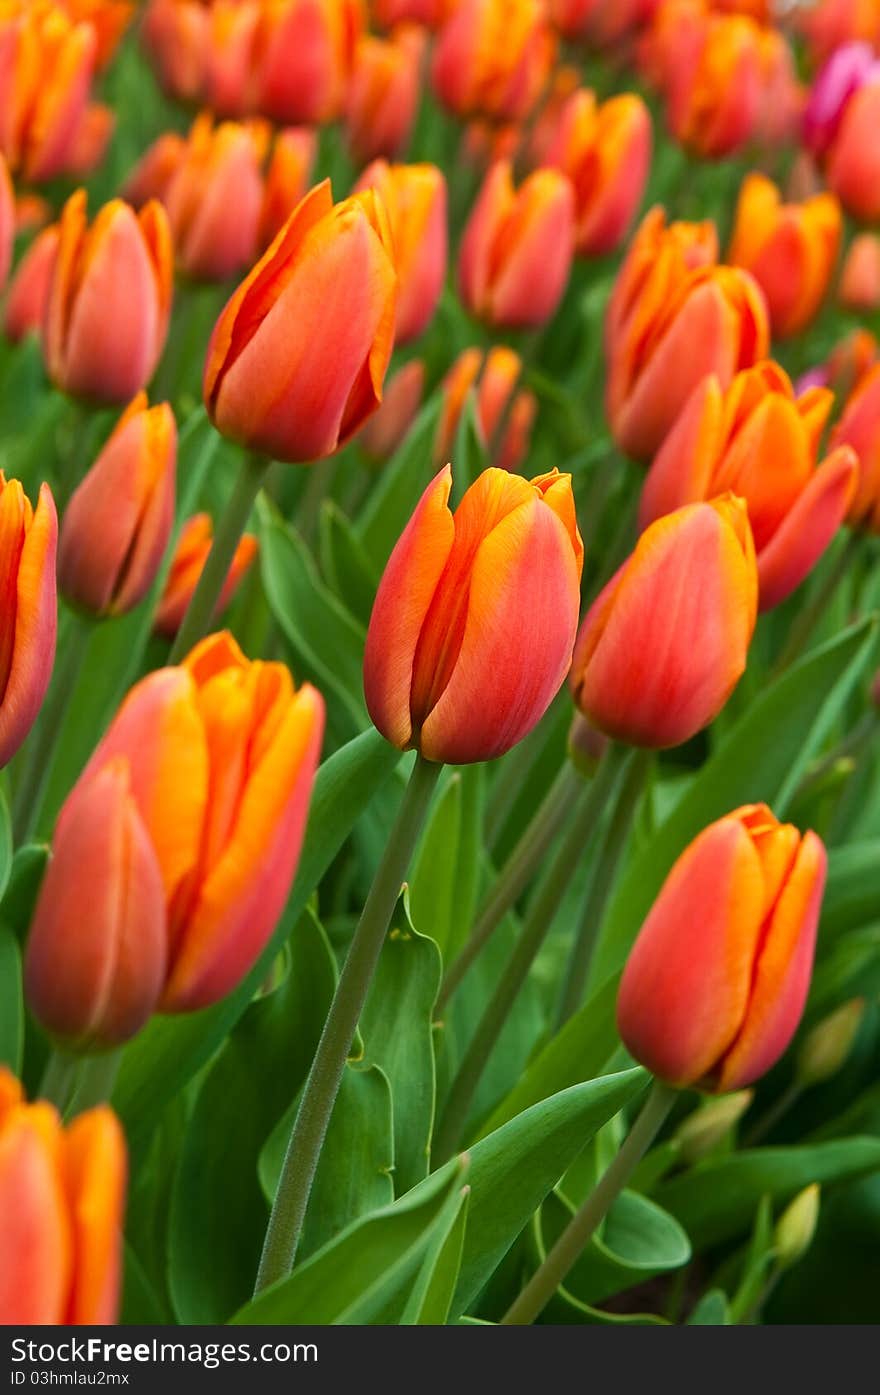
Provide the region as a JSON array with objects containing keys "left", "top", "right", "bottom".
[
  {"left": 255, "top": 0, "right": 364, "bottom": 125},
  {"left": 839, "top": 233, "right": 880, "bottom": 311},
  {"left": 640, "top": 364, "right": 857, "bottom": 610},
  {"left": 617, "top": 805, "right": 826, "bottom": 1090},
  {"left": 142, "top": 0, "right": 213, "bottom": 109},
  {"left": 259, "top": 126, "right": 318, "bottom": 249},
  {"left": 431, "top": 0, "right": 556, "bottom": 123},
  {"left": 0, "top": 476, "right": 57, "bottom": 768},
  {"left": 830, "top": 363, "right": 880, "bottom": 532},
  {"left": 550, "top": 0, "right": 656, "bottom": 45},
  {"left": 60, "top": 0, "right": 134, "bottom": 67},
  {"left": 59, "top": 395, "right": 177, "bottom": 618},
  {"left": 436, "top": 345, "right": 537, "bottom": 473},
  {"left": 76, "top": 631, "right": 325, "bottom": 1012},
  {"left": 0, "top": 1069, "right": 126, "bottom": 1324},
  {"left": 365, "top": 465, "right": 582, "bottom": 764},
  {"left": 354, "top": 160, "right": 446, "bottom": 344},
  {"left": 458, "top": 160, "right": 575, "bottom": 329},
  {"left": 45, "top": 190, "right": 173, "bottom": 405},
  {"left": 25, "top": 761, "right": 167, "bottom": 1049},
  {"left": 606, "top": 208, "right": 769, "bottom": 462},
  {"left": 204, "top": 180, "right": 397, "bottom": 462},
  {"left": 796, "top": 0, "right": 880, "bottom": 66},
  {"left": 542, "top": 89, "right": 652, "bottom": 256},
  {"left": 345, "top": 26, "right": 425, "bottom": 166},
  {"left": 728, "top": 174, "right": 841, "bottom": 340},
  {"left": 372, "top": 0, "right": 447, "bottom": 26},
  {"left": 570, "top": 495, "right": 757, "bottom": 747},
  {"left": 753, "top": 25, "right": 804, "bottom": 152},
  {"left": 154, "top": 514, "right": 256, "bottom": 638},
  {"left": 122, "top": 130, "right": 188, "bottom": 208},
  {"left": 3, "top": 224, "right": 59, "bottom": 343},
  {"left": 359, "top": 358, "right": 425, "bottom": 460},
  {"left": 827, "top": 77, "right": 880, "bottom": 222}
]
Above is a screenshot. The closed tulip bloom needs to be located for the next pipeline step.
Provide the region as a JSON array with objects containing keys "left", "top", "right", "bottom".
[
  {"left": 436, "top": 345, "right": 537, "bottom": 473},
  {"left": 63, "top": 0, "right": 134, "bottom": 68},
  {"left": 154, "top": 513, "right": 256, "bottom": 638},
  {"left": 830, "top": 363, "right": 880, "bottom": 531},
  {"left": 142, "top": 0, "right": 211, "bottom": 108},
  {"left": 364, "top": 465, "right": 583, "bottom": 764},
  {"left": 728, "top": 174, "right": 841, "bottom": 339},
  {"left": 431, "top": 0, "right": 556, "bottom": 124},
  {"left": 0, "top": 4, "right": 97, "bottom": 183},
  {"left": 4, "top": 225, "right": 59, "bottom": 343},
  {"left": 640, "top": 364, "right": 857, "bottom": 610},
  {"left": 372, "top": 0, "right": 447, "bottom": 27},
  {"left": 359, "top": 358, "right": 425, "bottom": 460},
  {"left": 254, "top": 0, "right": 364, "bottom": 124},
  {"left": 0, "top": 1070, "right": 126, "bottom": 1324},
  {"left": 45, "top": 190, "right": 173, "bottom": 405},
  {"left": 617, "top": 805, "right": 827, "bottom": 1091},
  {"left": 552, "top": 0, "right": 655, "bottom": 45},
  {"left": 122, "top": 131, "right": 188, "bottom": 209},
  {"left": 355, "top": 160, "right": 446, "bottom": 344},
  {"left": 162, "top": 115, "right": 269, "bottom": 282},
  {"left": 345, "top": 26, "right": 425, "bottom": 167},
  {"left": 259, "top": 127, "right": 318, "bottom": 249},
  {"left": 571, "top": 495, "right": 757, "bottom": 747},
  {"left": 542, "top": 89, "right": 652, "bottom": 256},
  {"left": 0, "top": 476, "right": 57, "bottom": 768},
  {"left": 839, "top": 234, "right": 880, "bottom": 311},
  {"left": 802, "top": 40, "right": 878, "bottom": 158},
  {"left": 605, "top": 205, "right": 718, "bottom": 354},
  {"left": 654, "top": 5, "right": 764, "bottom": 158},
  {"left": 59, "top": 395, "right": 177, "bottom": 618},
  {"left": 827, "top": 78, "right": 880, "bottom": 222},
  {"left": 753, "top": 26, "right": 804, "bottom": 152},
  {"left": 459, "top": 161, "right": 575, "bottom": 329},
  {"left": 25, "top": 761, "right": 167, "bottom": 1050}
]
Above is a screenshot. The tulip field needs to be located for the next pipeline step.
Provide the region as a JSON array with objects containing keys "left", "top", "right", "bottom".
[{"left": 3, "top": 0, "right": 880, "bottom": 1341}]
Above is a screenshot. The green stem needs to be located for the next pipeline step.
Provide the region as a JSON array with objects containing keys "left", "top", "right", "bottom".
[
  {"left": 67, "top": 1050, "right": 122, "bottom": 1116},
  {"left": 168, "top": 448, "right": 269, "bottom": 663},
  {"left": 439, "top": 759, "right": 583, "bottom": 1010},
  {"left": 432, "top": 743, "right": 628, "bottom": 1163},
  {"left": 774, "top": 532, "right": 862, "bottom": 674},
  {"left": 501, "top": 1079, "right": 678, "bottom": 1324},
  {"left": 12, "top": 610, "right": 93, "bottom": 843},
  {"left": 295, "top": 458, "right": 335, "bottom": 545},
  {"left": 39, "top": 1048, "right": 81, "bottom": 1114},
  {"left": 556, "top": 748, "right": 652, "bottom": 1027},
  {"left": 255, "top": 753, "right": 442, "bottom": 1292}
]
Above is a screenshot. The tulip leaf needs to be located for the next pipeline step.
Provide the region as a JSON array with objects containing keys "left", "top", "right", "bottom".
[
  {"left": 114, "top": 727, "right": 401, "bottom": 1154},
  {"left": 0, "top": 787, "right": 11, "bottom": 902},
  {"left": 654, "top": 1137, "right": 880, "bottom": 1249},
  {"left": 121, "top": 1244, "right": 167, "bottom": 1326},
  {"left": 360, "top": 891, "right": 443, "bottom": 1194},
  {"left": 356, "top": 393, "right": 443, "bottom": 572},
  {"left": 0, "top": 928, "right": 23, "bottom": 1073},
  {"left": 401, "top": 1188, "right": 470, "bottom": 1325},
  {"left": 169, "top": 909, "right": 338, "bottom": 1323},
  {"left": 687, "top": 1290, "right": 731, "bottom": 1325},
  {"left": 821, "top": 841, "right": 880, "bottom": 944},
  {"left": 318, "top": 500, "right": 379, "bottom": 627},
  {"left": 451, "top": 390, "right": 488, "bottom": 505},
  {"left": 231, "top": 1157, "right": 468, "bottom": 1325},
  {"left": 590, "top": 616, "right": 879, "bottom": 990},
  {"left": 0, "top": 843, "right": 48, "bottom": 945},
  {"left": 409, "top": 767, "right": 485, "bottom": 964}
]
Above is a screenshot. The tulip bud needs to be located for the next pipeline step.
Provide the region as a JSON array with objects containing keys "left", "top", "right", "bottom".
[
  {"left": 830, "top": 363, "right": 880, "bottom": 532},
  {"left": 0, "top": 5, "right": 97, "bottom": 183},
  {"left": 44, "top": 189, "right": 173, "bottom": 405},
  {"left": 436, "top": 346, "right": 537, "bottom": 473},
  {"left": 58, "top": 395, "right": 177, "bottom": 618},
  {"left": 154, "top": 514, "right": 257, "bottom": 639},
  {"left": 458, "top": 161, "right": 575, "bottom": 330},
  {"left": 204, "top": 180, "right": 398, "bottom": 463},
  {"left": 3, "top": 224, "right": 59, "bottom": 344},
  {"left": 802, "top": 40, "right": 878, "bottom": 157},
  {"left": 775, "top": 1184, "right": 820, "bottom": 1268},
  {"left": 0, "top": 476, "right": 57, "bottom": 768},
  {"left": 354, "top": 160, "right": 447, "bottom": 345},
  {"left": 839, "top": 234, "right": 880, "bottom": 312},
  {"left": 142, "top": 0, "right": 211, "bottom": 107},
  {"left": 660, "top": 7, "right": 765, "bottom": 159},
  {"left": 618, "top": 804, "right": 827, "bottom": 1091},
  {"left": 827, "top": 77, "right": 880, "bottom": 223},
  {"left": 259, "top": 127, "right": 318, "bottom": 250},
  {"left": 674, "top": 1090, "right": 753, "bottom": 1164},
  {"left": 796, "top": 998, "right": 865, "bottom": 1086},
  {"left": 0, "top": 1069, "right": 126, "bottom": 1324},
  {"left": 345, "top": 26, "right": 425, "bottom": 167},
  {"left": 571, "top": 496, "right": 757, "bottom": 748},
  {"left": 359, "top": 359, "right": 425, "bottom": 461},
  {"left": 431, "top": 0, "right": 556, "bottom": 123},
  {"left": 254, "top": 0, "right": 364, "bottom": 124},
  {"left": 639, "top": 364, "right": 858, "bottom": 611},
  {"left": 542, "top": 90, "right": 652, "bottom": 257},
  {"left": 728, "top": 174, "right": 841, "bottom": 339},
  {"left": 365, "top": 466, "right": 583, "bottom": 764}
]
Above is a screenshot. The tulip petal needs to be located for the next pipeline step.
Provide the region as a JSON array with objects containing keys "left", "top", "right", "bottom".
[
  {"left": 638, "top": 375, "right": 724, "bottom": 530},
  {"left": 63, "top": 1108, "right": 126, "bottom": 1325},
  {"left": 756, "top": 446, "right": 858, "bottom": 610},
  {"left": 0, "top": 482, "right": 57, "bottom": 768},
  {"left": 0, "top": 1105, "right": 71, "bottom": 1323}
]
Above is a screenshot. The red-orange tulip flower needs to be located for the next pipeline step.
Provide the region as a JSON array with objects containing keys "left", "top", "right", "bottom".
[
  {"left": 640, "top": 364, "right": 858, "bottom": 610},
  {"left": 571, "top": 495, "right": 757, "bottom": 747},
  {"left": 259, "top": 126, "right": 318, "bottom": 249},
  {"left": 542, "top": 89, "right": 652, "bottom": 256},
  {"left": 617, "top": 805, "right": 827, "bottom": 1090},
  {"left": 154, "top": 514, "right": 256, "bottom": 638},
  {"left": 25, "top": 761, "right": 167, "bottom": 1050},
  {"left": 431, "top": 0, "right": 556, "bottom": 124},
  {"left": 204, "top": 180, "right": 397, "bottom": 462},
  {"left": 830, "top": 363, "right": 880, "bottom": 532},
  {"left": 3, "top": 224, "right": 59, "bottom": 343},
  {"left": 827, "top": 77, "right": 880, "bottom": 223},
  {"left": 354, "top": 159, "right": 446, "bottom": 345},
  {"left": 255, "top": 0, "right": 364, "bottom": 124},
  {"left": 606, "top": 208, "right": 769, "bottom": 461},
  {"left": 0, "top": 476, "right": 57, "bottom": 768},
  {"left": 61, "top": 0, "right": 134, "bottom": 67},
  {"left": 359, "top": 358, "right": 425, "bottom": 460},
  {"left": 550, "top": 0, "right": 656, "bottom": 45},
  {"left": 458, "top": 160, "right": 575, "bottom": 330},
  {"left": 345, "top": 26, "right": 425, "bottom": 166},
  {"left": 372, "top": 0, "right": 447, "bottom": 27},
  {"left": 78, "top": 631, "right": 325, "bottom": 1012},
  {"left": 122, "top": 130, "right": 187, "bottom": 208},
  {"left": 45, "top": 190, "right": 173, "bottom": 405},
  {"left": 436, "top": 345, "right": 537, "bottom": 473},
  {"left": 728, "top": 174, "right": 842, "bottom": 340},
  {"left": 364, "top": 465, "right": 583, "bottom": 764},
  {"left": 839, "top": 233, "right": 880, "bottom": 311},
  {"left": 59, "top": 395, "right": 177, "bottom": 618},
  {"left": 0, "top": 1069, "right": 126, "bottom": 1324}
]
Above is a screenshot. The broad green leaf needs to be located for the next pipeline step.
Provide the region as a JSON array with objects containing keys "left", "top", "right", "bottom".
[
  {"left": 114, "top": 729, "right": 401, "bottom": 1153},
  {"left": 360, "top": 892, "right": 442, "bottom": 1194},
  {"left": 0, "top": 844, "right": 48, "bottom": 945},
  {"left": 0, "top": 788, "right": 11, "bottom": 902},
  {"left": 687, "top": 1290, "right": 730, "bottom": 1325},
  {"left": 318, "top": 501, "right": 379, "bottom": 626},
  {"left": 356, "top": 394, "right": 443, "bottom": 572},
  {"left": 121, "top": 1245, "right": 166, "bottom": 1325},
  {"left": 590, "top": 617, "right": 879, "bottom": 989},
  {"left": 0, "top": 929, "right": 23, "bottom": 1073},
  {"left": 821, "top": 841, "right": 880, "bottom": 944},
  {"left": 410, "top": 768, "right": 485, "bottom": 963},
  {"left": 655, "top": 1137, "right": 880, "bottom": 1249},
  {"left": 169, "top": 911, "right": 337, "bottom": 1323},
  {"left": 231, "top": 1158, "right": 467, "bottom": 1325},
  {"left": 401, "top": 1190, "right": 470, "bottom": 1325}
]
